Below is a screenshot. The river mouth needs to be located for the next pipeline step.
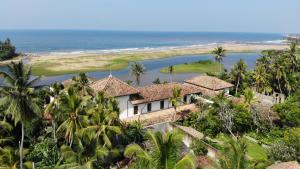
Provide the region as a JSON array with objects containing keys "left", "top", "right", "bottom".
[{"left": 0, "top": 52, "right": 260, "bottom": 86}]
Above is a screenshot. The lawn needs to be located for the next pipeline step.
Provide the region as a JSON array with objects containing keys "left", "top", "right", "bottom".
[
  {"left": 215, "top": 133, "right": 267, "bottom": 161},
  {"left": 160, "top": 60, "right": 221, "bottom": 74}
]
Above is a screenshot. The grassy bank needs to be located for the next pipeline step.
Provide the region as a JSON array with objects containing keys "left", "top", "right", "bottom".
[
  {"left": 29, "top": 43, "right": 288, "bottom": 76},
  {"left": 160, "top": 60, "right": 220, "bottom": 74}
]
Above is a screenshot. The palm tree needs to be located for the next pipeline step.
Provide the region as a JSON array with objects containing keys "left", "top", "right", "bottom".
[
  {"left": 55, "top": 145, "right": 95, "bottom": 169},
  {"left": 168, "top": 65, "right": 174, "bottom": 82},
  {"left": 81, "top": 92, "right": 122, "bottom": 148},
  {"left": 243, "top": 88, "right": 256, "bottom": 109},
  {"left": 124, "top": 130, "right": 196, "bottom": 169},
  {"left": 253, "top": 64, "right": 272, "bottom": 94},
  {"left": 56, "top": 87, "right": 88, "bottom": 147},
  {"left": 130, "top": 62, "right": 146, "bottom": 86},
  {"left": 0, "top": 146, "right": 18, "bottom": 169},
  {"left": 212, "top": 46, "right": 226, "bottom": 73},
  {"left": 230, "top": 59, "right": 247, "bottom": 95},
  {"left": 72, "top": 73, "right": 93, "bottom": 97},
  {"left": 169, "top": 87, "right": 182, "bottom": 121},
  {"left": 218, "top": 138, "right": 248, "bottom": 169},
  {"left": 44, "top": 82, "right": 64, "bottom": 142},
  {"left": 288, "top": 42, "right": 298, "bottom": 72},
  {"left": 272, "top": 57, "right": 287, "bottom": 94},
  {"left": 0, "top": 61, "right": 43, "bottom": 169}
]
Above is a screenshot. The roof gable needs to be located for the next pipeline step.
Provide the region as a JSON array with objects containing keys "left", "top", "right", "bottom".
[
  {"left": 90, "top": 76, "right": 139, "bottom": 97},
  {"left": 184, "top": 75, "right": 233, "bottom": 90},
  {"left": 131, "top": 82, "right": 202, "bottom": 104}
]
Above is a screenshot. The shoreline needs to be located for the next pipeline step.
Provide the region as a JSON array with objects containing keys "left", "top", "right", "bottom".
[{"left": 3, "top": 43, "right": 288, "bottom": 76}]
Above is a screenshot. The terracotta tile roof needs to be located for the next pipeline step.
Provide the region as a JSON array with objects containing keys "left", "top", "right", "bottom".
[
  {"left": 131, "top": 83, "right": 202, "bottom": 104},
  {"left": 267, "top": 161, "right": 300, "bottom": 169},
  {"left": 184, "top": 75, "right": 234, "bottom": 90},
  {"left": 182, "top": 83, "right": 222, "bottom": 97},
  {"left": 89, "top": 76, "right": 139, "bottom": 97}
]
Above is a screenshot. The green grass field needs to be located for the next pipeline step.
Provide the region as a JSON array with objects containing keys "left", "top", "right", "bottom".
[
  {"left": 215, "top": 134, "right": 267, "bottom": 161},
  {"left": 160, "top": 60, "right": 221, "bottom": 74}
]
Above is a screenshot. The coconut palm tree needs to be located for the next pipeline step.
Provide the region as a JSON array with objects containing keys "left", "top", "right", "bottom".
[
  {"left": 124, "top": 130, "right": 196, "bottom": 169},
  {"left": 230, "top": 59, "right": 247, "bottom": 95},
  {"left": 253, "top": 64, "right": 272, "bottom": 94},
  {"left": 55, "top": 145, "right": 96, "bottom": 169},
  {"left": 169, "top": 87, "right": 182, "bottom": 121},
  {"left": 168, "top": 65, "right": 174, "bottom": 82},
  {"left": 56, "top": 87, "right": 88, "bottom": 147},
  {"left": 288, "top": 42, "right": 298, "bottom": 72},
  {"left": 81, "top": 92, "right": 122, "bottom": 148},
  {"left": 218, "top": 138, "right": 248, "bottom": 169},
  {"left": 44, "top": 82, "right": 64, "bottom": 142},
  {"left": 212, "top": 46, "right": 226, "bottom": 73},
  {"left": 0, "top": 61, "right": 43, "bottom": 169},
  {"left": 72, "top": 73, "right": 94, "bottom": 97},
  {"left": 272, "top": 57, "right": 287, "bottom": 94},
  {"left": 130, "top": 62, "right": 146, "bottom": 86}
]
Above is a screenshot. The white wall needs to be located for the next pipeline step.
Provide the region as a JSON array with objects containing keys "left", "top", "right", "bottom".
[
  {"left": 116, "top": 95, "right": 134, "bottom": 119},
  {"left": 117, "top": 94, "right": 194, "bottom": 119}
]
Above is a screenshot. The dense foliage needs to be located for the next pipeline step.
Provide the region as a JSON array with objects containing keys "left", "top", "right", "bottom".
[{"left": 0, "top": 38, "right": 18, "bottom": 60}]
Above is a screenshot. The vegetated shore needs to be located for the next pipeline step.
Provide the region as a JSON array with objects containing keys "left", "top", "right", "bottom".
[
  {"left": 160, "top": 60, "right": 221, "bottom": 74},
  {"left": 22, "top": 43, "right": 288, "bottom": 76}
]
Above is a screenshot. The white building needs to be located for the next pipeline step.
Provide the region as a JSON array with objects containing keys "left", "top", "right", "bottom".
[{"left": 87, "top": 75, "right": 234, "bottom": 119}]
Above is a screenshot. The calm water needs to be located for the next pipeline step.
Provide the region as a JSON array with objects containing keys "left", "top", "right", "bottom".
[
  {"left": 0, "top": 30, "right": 284, "bottom": 53},
  {"left": 28, "top": 52, "right": 259, "bottom": 85},
  {"left": 0, "top": 30, "right": 268, "bottom": 85}
]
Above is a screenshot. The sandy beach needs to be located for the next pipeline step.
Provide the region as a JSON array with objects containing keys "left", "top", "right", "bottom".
[{"left": 25, "top": 43, "right": 288, "bottom": 76}]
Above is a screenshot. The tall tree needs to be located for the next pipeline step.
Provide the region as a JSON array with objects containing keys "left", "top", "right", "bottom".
[
  {"left": 212, "top": 92, "right": 235, "bottom": 138},
  {"left": 124, "top": 130, "right": 196, "bottom": 169},
  {"left": 230, "top": 59, "right": 248, "bottom": 95},
  {"left": 169, "top": 87, "right": 182, "bottom": 121},
  {"left": 168, "top": 65, "right": 174, "bottom": 82},
  {"left": 253, "top": 64, "right": 272, "bottom": 94},
  {"left": 81, "top": 92, "right": 122, "bottom": 148},
  {"left": 0, "top": 62, "right": 43, "bottom": 169},
  {"left": 288, "top": 42, "right": 298, "bottom": 72},
  {"left": 72, "top": 73, "right": 93, "bottom": 97},
  {"left": 272, "top": 57, "right": 287, "bottom": 94},
  {"left": 44, "top": 82, "right": 64, "bottom": 142},
  {"left": 212, "top": 46, "right": 226, "bottom": 73},
  {"left": 56, "top": 87, "right": 88, "bottom": 147},
  {"left": 130, "top": 62, "right": 146, "bottom": 86}
]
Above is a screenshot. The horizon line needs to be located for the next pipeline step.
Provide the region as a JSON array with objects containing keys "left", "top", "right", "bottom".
[{"left": 0, "top": 28, "right": 291, "bottom": 35}]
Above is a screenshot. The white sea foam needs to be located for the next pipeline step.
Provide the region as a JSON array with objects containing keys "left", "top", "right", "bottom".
[{"left": 26, "top": 40, "right": 284, "bottom": 56}]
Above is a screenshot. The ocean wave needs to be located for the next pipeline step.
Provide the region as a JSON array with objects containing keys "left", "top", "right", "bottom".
[{"left": 26, "top": 40, "right": 285, "bottom": 56}]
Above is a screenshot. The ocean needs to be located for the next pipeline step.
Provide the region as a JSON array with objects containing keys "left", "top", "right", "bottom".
[
  {"left": 0, "top": 30, "right": 284, "bottom": 54},
  {"left": 0, "top": 30, "right": 284, "bottom": 85}
]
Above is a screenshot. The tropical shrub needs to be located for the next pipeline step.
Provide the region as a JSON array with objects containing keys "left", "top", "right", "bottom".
[
  {"left": 272, "top": 89, "right": 300, "bottom": 127},
  {"left": 283, "top": 128, "right": 300, "bottom": 157},
  {"left": 190, "top": 140, "right": 208, "bottom": 156},
  {"left": 267, "top": 141, "right": 297, "bottom": 162}
]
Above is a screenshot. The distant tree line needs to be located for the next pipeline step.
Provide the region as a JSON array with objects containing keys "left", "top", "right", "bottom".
[{"left": 0, "top": 38, "right": 18, "bottom": 61}]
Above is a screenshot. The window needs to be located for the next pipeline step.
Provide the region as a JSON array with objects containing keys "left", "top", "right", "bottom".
[
  {"left": 134, "top": 106, "right": 138, "bottom": 115},
  {"left": 147, "top": 103, "right": 152, "bottom": 112},
  {"left": 183, "top": 95, "right": 187, "bottom": 103},
  {"left": 160, "top": 100, "right": 164, "bottom": 109}
]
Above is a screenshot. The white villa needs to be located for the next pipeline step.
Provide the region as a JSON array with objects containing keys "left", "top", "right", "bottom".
[{"left": 86, "top": 75, "right": 233, "bottom": 119}]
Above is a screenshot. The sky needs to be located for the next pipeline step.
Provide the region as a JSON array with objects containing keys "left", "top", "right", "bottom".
[{"left": 0, "top": 0, "right": 299, "bottom": 33}]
